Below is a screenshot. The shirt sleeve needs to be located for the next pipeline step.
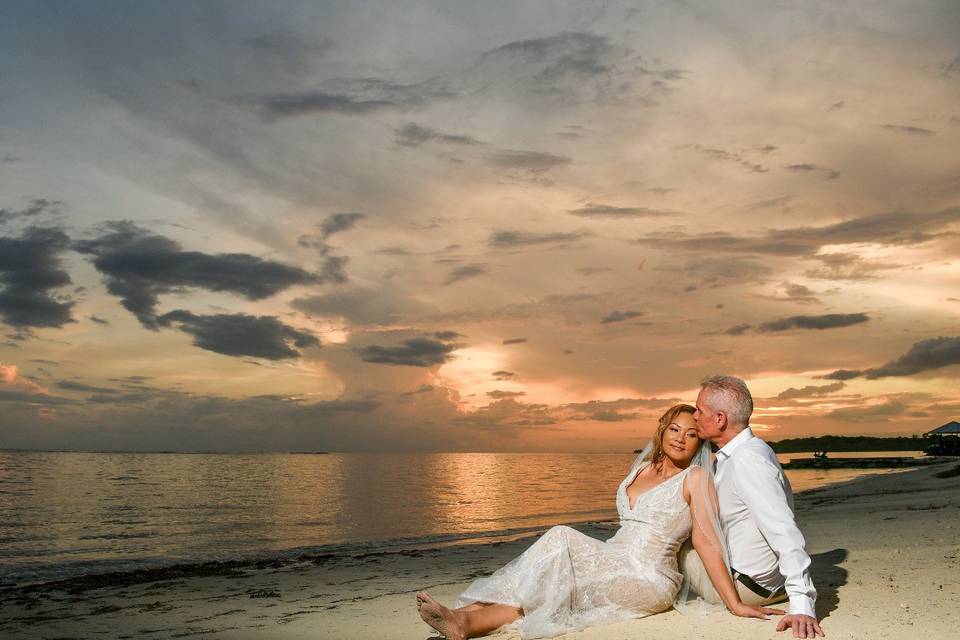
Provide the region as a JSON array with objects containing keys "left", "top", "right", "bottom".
[{"left": 731, "top": 451, "right": 817, "bottom": 617}]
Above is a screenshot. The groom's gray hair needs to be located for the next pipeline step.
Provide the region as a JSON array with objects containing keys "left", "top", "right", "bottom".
[{"left": 699, "top": 374, "right": 753, "bottom": 427}]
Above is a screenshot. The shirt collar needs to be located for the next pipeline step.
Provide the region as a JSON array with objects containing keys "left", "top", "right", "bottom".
[{"left": 716, "top": 426, "right": 754, "bottom": 461}]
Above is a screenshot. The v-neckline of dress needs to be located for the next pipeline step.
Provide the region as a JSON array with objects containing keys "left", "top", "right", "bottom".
[{"left": 625, "top": 464, "right": 686, "bottom": 511}]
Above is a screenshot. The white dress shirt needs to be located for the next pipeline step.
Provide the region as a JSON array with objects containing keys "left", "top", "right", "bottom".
[{"left": 715, "top": 427, "right": 817, "bottom": 617}]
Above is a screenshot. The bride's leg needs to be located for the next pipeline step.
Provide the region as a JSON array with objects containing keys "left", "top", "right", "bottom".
[
  {"left": 418, "top": 592, "right": 522, "bottom": 639},
  {"left": 459, "top": 603, "right": 524, "bottom": 638}
]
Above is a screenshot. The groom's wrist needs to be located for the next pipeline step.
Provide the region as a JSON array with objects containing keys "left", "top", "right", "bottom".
[{"left": 787, "top": 595, "right": 816, "bottom": 618}]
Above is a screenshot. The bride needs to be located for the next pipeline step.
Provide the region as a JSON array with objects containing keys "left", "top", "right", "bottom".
[{"left": 415, "top": 403, "right": 784, "bottom": 639}]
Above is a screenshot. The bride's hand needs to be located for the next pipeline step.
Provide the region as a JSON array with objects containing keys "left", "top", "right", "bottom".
[{"left": 729, "top": 602, "right": 786, "bottom": 619}]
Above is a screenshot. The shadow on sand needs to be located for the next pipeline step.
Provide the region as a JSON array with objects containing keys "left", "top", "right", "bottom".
[{"left": 811, "top": 548, "right": 848, "bottom": 620}]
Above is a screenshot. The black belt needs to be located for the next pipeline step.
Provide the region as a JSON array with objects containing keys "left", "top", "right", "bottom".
[{"left": 732, "top": 570, "right": 785, "bottom": 599}]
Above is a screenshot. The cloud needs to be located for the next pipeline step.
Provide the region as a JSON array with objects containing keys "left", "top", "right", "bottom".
[
  {"left": 291, "top": 285, "right": 430, "bottom": 326},
  {"left": 432, "top": 330, "right": 465, "bottom": 340},
  {"left": 0, "top": 226, "right": 75, "bottom": 328},
  {"left": 502, "top": 337, "right": 527, "bottom": 345},
  {"left": 600, "top": 310, "right": 643, "bottom": 324},
  {"left": 576, "top": 266, "right": 612, "bottom": 276},
  {"left": 492, "top": 370, "right": 517, "bottom": 380},
  {"left": 255, "top": 77, "right": 455, "bottom": 120},
  {"left": 57, "top": 380, "right": 118, "bottom": 394},
  {"left": 0, "top": 199, "right": 63, "bottom": 225},
  {"left": 590, "top": 410, "right": 638, "bottom": 422},
  {"left": 776, "top": 381, "right": 845, "bottom": 400},
  {"left": 881, "top": 124, "right": 935, "bottom": 136},
  {"left": 401, "top": 383, "right": 434, "bottom": 396},
  {"left": 567, "top": 203, "right": 679, "bottom": 219},
  {"left": 483, "top": 32, "right": 612, "bottom": 78},
  {"left": 723, "top": 323, "right": 753, "bottom": 336},
  {"left": 318, "top": 212, "right": 365, "bottom": 238},
  {"left": 89, "top": 315, "right": 110, "bottom": 325},
  {"left": 634, "top": 207, "right": 960, "bottom": 258},
  {"left": 783, "top": 163, "right": 840, "bottom": 180},
  {"left": 487, "top": 390, "right": 526, "bottom": 399},
  {"left": 827, "top": 400, "right": 908, "bottom": 422},
  {"left": 75, "top": 222, "right": 319, "bottom": 328},
  {"left": 682, "top": 145, "right": 767, "bottom": 173},
  {"left": 804, "top": 252, "right": 903, "bottom": 281},
  {"left": 489, "top": 229, "right": 592, "bottom": 248},
  {"left": 767, "top": 282, "right": 820, "bottom": 304},
  {"left": 158, "top": 310, "right": 320, "bottom": 360},
  {"left": 757, "top": 312, "right": 870, "bottom": 332},
  {"left": 394, "top": 123, "right": 481, "bottom": 147},
  {"left": 443, "top": 264, "right": 488, "bottom": 285},
  {"left": 355, "top": 336, "right": 462, "bottom": 367},
  {"left": 488, "top": 149, "right": 572, "bottom": 172},
  {"left": 824, "top": 336, "right": 960, "bottom": 380}
]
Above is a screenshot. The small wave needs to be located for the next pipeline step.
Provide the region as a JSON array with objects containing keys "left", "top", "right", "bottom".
[{"left": 77, "top": 532, "right": 158, "bottom": 541}]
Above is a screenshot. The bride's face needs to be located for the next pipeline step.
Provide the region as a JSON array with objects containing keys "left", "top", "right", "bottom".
[{"left": 661, "top": 412, "right": 700, "bottom": 466}]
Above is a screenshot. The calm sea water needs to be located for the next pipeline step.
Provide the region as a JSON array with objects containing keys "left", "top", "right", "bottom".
[{"left": 0, "top": 451, "right": 921, "bottom": 586}]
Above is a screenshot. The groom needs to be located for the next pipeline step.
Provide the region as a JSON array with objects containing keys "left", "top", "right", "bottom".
[{"left": 685, "top": 374, "right": 824, "bottom": 638}]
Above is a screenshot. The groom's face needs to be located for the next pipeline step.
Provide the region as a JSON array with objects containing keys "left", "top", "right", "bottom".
[{"left": 693, "top": 389, "right": 722, "bottom": 441}]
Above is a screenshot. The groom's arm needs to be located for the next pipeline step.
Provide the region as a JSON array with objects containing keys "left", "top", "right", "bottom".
[{"left": 732, "top": 452, "right": 817, "bottom": 618}]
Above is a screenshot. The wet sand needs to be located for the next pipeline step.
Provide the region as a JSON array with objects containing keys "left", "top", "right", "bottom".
[{"left": 2, "top": 461, "right": 958, "bottom": 639}]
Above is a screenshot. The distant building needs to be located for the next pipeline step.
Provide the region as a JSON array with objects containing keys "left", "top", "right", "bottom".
[{"left": 924, "top": 420, "right": 960, "bottom": 437}]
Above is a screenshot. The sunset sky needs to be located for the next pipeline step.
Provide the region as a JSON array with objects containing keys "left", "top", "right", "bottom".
[{"left": 1, "top": 1, "right": 959, "bottom": 452}]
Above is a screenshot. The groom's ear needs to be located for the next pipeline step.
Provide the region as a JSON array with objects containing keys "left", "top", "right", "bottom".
[{"left": 716, "top": 410, "right": 728, "bottom": 431}]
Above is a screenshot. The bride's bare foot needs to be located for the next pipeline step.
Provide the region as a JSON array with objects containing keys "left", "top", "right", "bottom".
[{"left": 416, "top": 591, "right": 467, "bottom": 640}]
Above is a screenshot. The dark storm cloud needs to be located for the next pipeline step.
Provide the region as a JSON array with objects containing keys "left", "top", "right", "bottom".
[
  {"left": 489, "top": 229, "right": 592, "bottom": 248},
  {"left": 256, "top": 77, "right": 455, "bottom": 120},
  {"left": 824, "top": 336, "right": 960, "bottom": 380},
  {"left": 757, "top": 313, "right": 870, "bottom": 332},
  {"left": 74, "top": 222, "right": 319, "bottom": 328},
  {"left": 881, "top": 124, "right": 936, "bottom": 136},
  {"left": 158, "top": 310, "right": 320, "bottom": 360},
  {"left": 0, "top": 226, "right": 75, "bottom": 328},
  {"left": 600, "top": 310, "right": 643, "bottom": 324},
  {"left": 488, "top": 150, "right": 572, "bottom": 171},
  {"left": 355, "top": 336, "right": 461, "bottom": 367},
  {"left": 443, "top": 264, "right": 488, "bottom": 285},
  {"left": 0, "top": 199, "right": 63, "bottom": 225},
  {"left": 634, "top": 207, "right": 960, "bottom": 258},
  {"left": 502, "top": 337, "right": 527, "bottom": 345},
  {"left": 394, "top": 123, "right": 482, "bottom": 147},
  {"left": 568, "top": 203, "right": 677, "bottom": 218},
  {"left": 776, "top": 382, "right": 845, "bottom": 400}
]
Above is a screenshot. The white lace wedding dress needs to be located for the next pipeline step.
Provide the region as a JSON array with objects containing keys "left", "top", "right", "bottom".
[{"left": 455, "top": 462, "right": 693, "bottom": 638}]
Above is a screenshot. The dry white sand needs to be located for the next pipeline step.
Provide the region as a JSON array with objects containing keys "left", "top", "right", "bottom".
[{"left": 2, "top": 461, "right": 958, "bottom": 640}]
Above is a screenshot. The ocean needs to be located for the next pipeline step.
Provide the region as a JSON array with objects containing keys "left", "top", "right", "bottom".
[{"left": 0, "top": 450, "right": 922, "bottom": 588}]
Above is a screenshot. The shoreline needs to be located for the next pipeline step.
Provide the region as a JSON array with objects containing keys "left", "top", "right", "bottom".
[
  {"left": 0, "top": 463, "right": 920, "bottom": 595},
  {"left": 2, "top": 460, "right": 958, "bottom": 638}
]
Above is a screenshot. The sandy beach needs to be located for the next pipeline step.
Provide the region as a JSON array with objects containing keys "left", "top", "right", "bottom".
[{"left": 2, "top": 461, "right": 958, "bottom": 640}]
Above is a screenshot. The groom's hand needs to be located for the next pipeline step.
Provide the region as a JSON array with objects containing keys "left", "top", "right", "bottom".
[{"left": 776, "top": 614, "right": 824, "bottom": 638}]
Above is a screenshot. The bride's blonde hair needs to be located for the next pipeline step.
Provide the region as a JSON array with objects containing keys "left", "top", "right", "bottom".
[{"left": 647, "top": 403, "right": 697, "bottom": 464}]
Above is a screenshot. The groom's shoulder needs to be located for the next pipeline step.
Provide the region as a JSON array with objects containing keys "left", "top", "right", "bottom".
[{"left": 739, "top": 434, "right": 781, "bottom": 466}]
